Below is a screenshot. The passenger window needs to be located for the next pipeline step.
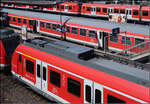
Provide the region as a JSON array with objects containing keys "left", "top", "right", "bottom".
[
  {"left": 114, "top": 9, "right": 119, "bottom": 13},
  {"left": 69, "top": 6, "right": 72, "bottom": 10},
  {"left": 133, "top": 10, "right": 139, "bottom": 15},
  {"left": 107, "top": 94, "right": 126, "bottom": 103},
  {"left": 142, "top": 11, "right": 148, "bottom": 16},
  {"left": 46, "top": 23, "right": 51, "bottom": 29},
  {"left": 121, "top": 36, "right": 131, "bottom": 46},
  {"left": 23, "top": 19, "right": 27, "bottom": 24},
  {"left": 66, "top": 26, "right": 70, "bottom": 33},
  {"left": 110, "top": 34, "right": 118, "bottom": 43},
  {"left": 52, "top": 24, "right": 57, "bottom": 30},
  {"left": 87, "top": 7, "right": 91, "bottom": 11},
  {"left": 61, "top": 5, "right": 64, "bottom": 9},
  {"left": 67, "top": 77, "right": 81, "bottom": 97},
  {"left": 43, "top": 67, "right": 46, "bottom": 81},
  {"left": 88, "top": 30, "right": 96, "bottom": 38},
  {"left": 40, "top": 22, "right": 45, "bottom": 28},
  {"left": 50, "top": 70, "right": 61, "bottom": 87},
  {"left": 71, "top": 27, "right": 78, "bottom": 35},
  {"left": 26, "top": 60, "right": 34, "bottom": 74},
  {"left": 103, "top": 8, "right": 107, "bottom": 13},
  {"left": 96, "top": 8, "right": 101, "bottom": 12},
  {"left": 57, "top": 5, "right": 59, "bottom": 9},
  {"left": 86, "top": 85, "right": 91, "bottom": 103},
  {"left": 13, "top": 17, "right": 16, "bottom": 22},
  {"left": 135, "top": 38, "right": 145, "bottom": 48},
  {"left": 37, "top": 64, "right": 40, "bottom": 77},
  {"left": 29, "top": 20, "right": 33, "bottom": 26},
  {"left": 17, "top": 18, "right": 21, "bottom": 23},
  {"left": 95, "top": 89, "right": 101, "bottom": 103},
  {"left": 19, "top": 54, "right": 21, "bottom": 62},
  {"left": 8, "top": 16, "right": 11, "bottom": 21},
  {"left": 120, "top": 9, "right": 125, "bottom": 14},
  {"left": 80, "top": 28, "right": 86, "bottom": 36}
]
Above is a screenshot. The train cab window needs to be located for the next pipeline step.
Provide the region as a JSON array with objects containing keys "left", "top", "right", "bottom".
[
  {"left": 120, "top": 9, "right": 125, "bottom": 14},
  {"left": 85, "top": 85, "right": 91, "bottom": 103},
  {"left": 61, "top": 5, "right": 64, "bottom": 9},
  {"left": 88, "top": 30, "right": 96, "bottom": 38},
  {"left": 13, "top": 17, "right": 16, "bottom": 22},
  {"left": 87, "top": 7, "right": 91, "bottom": 11},
  {"left": 96, "top": 8, "right": 101, "bottom": 12},
  {"left": 29, "top": 20, "right": 33, "bottom": 26},
  {"left": 121, "top": 36, "right": 131, "bottom": 46},
  {"left": 67, "top": 78, "right": 81, "bottom": 97},
  {"left": 71, "top": 27, "right": 78, "bottom": 35},
  {"left": 37, "top": 64, "right": 40, "bottom": 77},
  {"left": 114, "top": 9, "right": 119, "bottom": 13},
  {"left": 43, "top": 67, "right": 46, "bottom": 81},
  {"left": 133, "top": 10, "right": 139, "bottom": 15},
  {"left": 95, "top": 89, "right": 101, "bottom": 103},
  {"left": 66, "top": 26, "right": 70, "bottom": 33},
  {"left": 80, "top": 28, "right": 86, "bottom": 36},
  {"left": 52, "top": 24, "right": 57, "bottom": 30},
  {"left": 107, "top": 94, "right": 126, "bottom": 103},
  {"left": 40, "top": 22, "right": 45, "bottom": 28},
  {"left": 46, "top": 23, "right": 51, "bottom": 29},
  {"left": 103, "top": 8, "right": 107, "bottom": 13},
  {"left": 135, "top": 38, "right": 145, "bottom": 48},
  {"left": 17, "top": 18, "right": 21, "bottom": 23},
  {"left": 69, "top": 6, "right": 72, "bottom": 10},
  {"left": 110, "top": 34, "right": 118, "bottom": 43},
  {"left": 142, "top": 11, "right": 148, "bottom": 16},
  {"left": 19, "top": 54, "right": 21, "bottom": 62},
  {"left": 23, "top": 19, "right": 27, "bottom": 24},
  {"left": 26, "top": 60, "right": 34, "bottom": 74},
  {"left": 50, "top": 70, "right": 61, "bottom": 87}
]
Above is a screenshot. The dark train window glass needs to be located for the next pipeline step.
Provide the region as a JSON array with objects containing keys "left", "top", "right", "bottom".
[
  {"left": 67, "top": 78, "right": 81, "bottom": 97},
  {"left": 43, "top": 67, "right": 46, "bottom": 81},
  {"left": 87, "top": 7, "right": 91, "bottom": 11},
  {"left": 83, "top": 6, "right": 85, "bottom": 9},
  {"left": 80, "top": 28, "right": 86, "bottom": 36},
  {"left": 135, "top": 38, "right": 145, "bottom": 48},
  {"left": 46, "top": 23, "right": 51, "bottom": 29},
  {"left": 66, "top": 26, "right": 70, "bottom": 33},
  {"left": 107, "top": 94, "right": 126, "bottom": 103},
  {"left": 13, "top": 17, "right": 16, "bottom": 22},
  {"left": 121, "top": 36, "right": 131, "bottom": 45},
  {"left": 69, "top": 6, "right": 72, "bottom": 10},
  {"left": 95, "top": 89, "right": 101, "bottom": 103},
  {"left": 57, "top": 5, "right": 59, "bottom": 9},
  {"left": 23, "top": 19, "right": 27, "bottom": 24},
  {"left": 86, "top": 85, "right": 91, "bottom": 103},
  {"left": 8, "top": 16, "right": 11, "bottom": 21},
  {"left": 120, "top": 9, "right": 125, "bottom": 14},
  {"left": 50, "top": 70, "right": 61, "bottom": 87},
  {"left": 26, "top": 60, "right": 34, "bottom": 74},
  {"left": 52, "top": 24, "right": 57, "bottom": 30},
  {"left": 129, "top": 10, "right": 132, "bottom": 15},
  {"left": 103, "top": 8, "right": 107, "bottom": 13},
  {"left": 19, "top": 54, "right": 21, "bottom": 62},
  {"left": 61, "top": 5, "right": 64, "bottom": 9},
  {"left": 17, "top": 18, "right": 21, "bottom": 23},
  {"left": 110, "top": 34, "right": 118, "bottom": 43},
  {"left": 71, "top": 27, "right": 78, "bottom": 35},
  {"left": 40, "top": 22, "right": 45, "bottom": 28},
  {"left": 29, "top": 20, "right": 33, "bottom": 26},
  {"left": 96, "top": 8, "right": 101, "bottom": 12},
  {"left": 114, "top": 9, "right": 119, "bottom": 13},
  {"left": 88, "top": 30, "right": 96, "bottom": 38},
  {"left": 37, "top": 64, "right": 40, "bottom": 77},
  {"left": 142, "top": 11, "right": 148, "bottom": 16},
  {"left": 133, "top": 10, "right": 139, "bottom": 15}
]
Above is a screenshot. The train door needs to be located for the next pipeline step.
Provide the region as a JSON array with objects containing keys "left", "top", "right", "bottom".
[
  {"left": 108, "top": 8, "right": 113, "bottom": 14},
  {"left": 84, "top": 79, "right": 103, "bottom": 103},
  {"left": 126, "top": 8, "right": 132, "bottom": 20},
  {"left": 65, "top": 5, "right": 68, "bottom": 12},
  {"left": 91, "top": 7, "right": 96, "bottom": 15},
  {"left": 33, "top": 20, "right": 37, "bottom": 33},
  {"left": 36, "top": 59, "right": 42, "bottom": 89},
  {"left": 17, "top": 54, "right": 23, "bottom": 76}
]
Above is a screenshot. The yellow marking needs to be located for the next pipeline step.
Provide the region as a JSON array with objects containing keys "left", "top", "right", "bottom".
[{"left": 22, "top": 53, "right": 36, "bottom": 60}]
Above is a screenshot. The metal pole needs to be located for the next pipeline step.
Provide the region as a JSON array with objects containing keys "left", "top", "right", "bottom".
[{"left": 125, "top": 31, "right": 127, "bottom": 54}]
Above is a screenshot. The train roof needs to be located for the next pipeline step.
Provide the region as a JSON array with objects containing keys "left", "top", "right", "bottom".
[
  {"left": 0, "top": 28, "right": 20, "bottom": 39},
  {"left": 24, "top": 37, "right": 149, "bottom": 87},
  {"left": 2, "top": 8, "right": 149, "bottom": 35}
]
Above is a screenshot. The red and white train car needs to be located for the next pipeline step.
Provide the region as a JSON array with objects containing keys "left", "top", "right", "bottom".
[
  {"left": 3, "top": 9, "right": 149, "bottom": 53},
  {"left": 11, "top": 37, "right": 149, "bottom": 103}
]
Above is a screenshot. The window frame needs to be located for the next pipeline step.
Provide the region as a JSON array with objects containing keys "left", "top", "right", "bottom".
[
  {"left": 142, "top": 11, "right": 148, "bottom": 16},
  {"left": 26, "top": 60, "right": 34, "bottom": 74},
  {"left": 46, "top": 23, "right": 51, "bottom": 29},
  {"left": 40, "top": 22, "right": 45, "bottom": 28},
  {"left": 80, "top": 28, "right": 86, "bottom": 36},
  {"left": 133, "top": 10, "right": 139, "bottom": 16},
  {"left": 71, "top": 27, "right": 78, "bottom": 35},
  {"left": 88, "top": 30, "right": 96, "bottom": 38},
  {"left": 17, "top": 18, "right": 21, "bottom": 23},
  {"left": 50, "top": 70, "right": 61, "bottom": 88}
]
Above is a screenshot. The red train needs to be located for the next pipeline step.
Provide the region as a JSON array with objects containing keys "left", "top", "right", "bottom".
[
  {"left": 11, "top": 37, "right": 149, "bottom": 103},
  {"left": 1, "top": 2, "right": 150, "bottom": 22},
  {"left": 0, "top": 28, "right": 20, "bottom": 71},
  {"left": 3, "top": 8, "right": 150, "bottom": 53}
]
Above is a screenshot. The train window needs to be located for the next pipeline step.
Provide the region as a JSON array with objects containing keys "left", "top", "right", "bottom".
[
  {"left": 26, "top": 60, "right": 34, "bottom": 74},
  {"left": 88, "top": 30, "right": 96, "bottom": 38},
  {"left": 67, "top": 77, "right": 81, "bottom": 97},
  {"left": 37, "top": 64, "right": 40, "bottom": 77},
  {"left": 69, "top": 6, "right": 72, "bottom": 10},
  {"left": 8, "top": 16, "right": 11, "bottom": 21},
  {"left": 52, "top": 24, "right": 57, "bottom": 30},
  {"left": 114, "top": 9, "right": 119, "bottom": 13},
  {"left": 135, "top": 38, "right": 145, "bottom": 48},
  {"left": 23, "top": 19, "right": 27, "bottom": 24},
  {"left": 120, "top": 9, "right": 125, "bottom": 14},
  {"left": 121, "top": 36, "right": 131, "bottom": 46},
  {"left": 85, "top": 85, "right": 91, "bottom": 103},
  {"left": 87, "top": 7, "right": 91, "bottom": 11},
  {"left": 66, "top": 26, "right": 70, "bottom": 33},
  {"left": 50, "top": 70, "right": 61, "bottom": 88},
  {"left": 103, "top": 8, "right": 107, "bottom": 13},
  {"left": 95, "top": 89, "right": 101, "bottom": 103},
  {"left": 110, "top": 34, "right": 118, "bottom": 43},
  {"left": 61, "top": 5, "right": 64, "bottom": 9},
  {"left": 57, "top": 5, "right": 59, "bottom": 9},
  {"left": 80, "top": 28, "right": 86, "bottom": 36},
  {"left": 13, "top": 17, "right": 16, "bottom": 22},
  {"left": 43, "top": 67, "right": 46, "bottom": 81},
  {"left": 129, "top": 10, "right": 132, "bottom": 15},
  {"left": 46, "top": 23, "right": 51, "bottom": 29},
  {"left": 107, "top": 94, "right": 126, "bottom": 103},
  {"left": 19, "top": 54, "right": 21, "bottom": 62},
  {"left": 133, "top": 10, "right": 139, "bottom": 15},
  {"left": 83, "top": 6, "right": 85, "bottom": 10},
  {"left": 40, "top": 22, "right": 45, "bottom": 28},
  {"left": 71, "top": 27, "right": 78, "bottom": 35},
  {"left": 142, "top": 11, "right": 148, "bottom": 16},
  {"left": 96, "top": 8, "right": 101, "bottom": 12},
  {"left": 17, "top": 18, "right": 21, "bottom": 23},
  {"left": 29, "top": 20, "right": 33, "bottom": 26}
]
